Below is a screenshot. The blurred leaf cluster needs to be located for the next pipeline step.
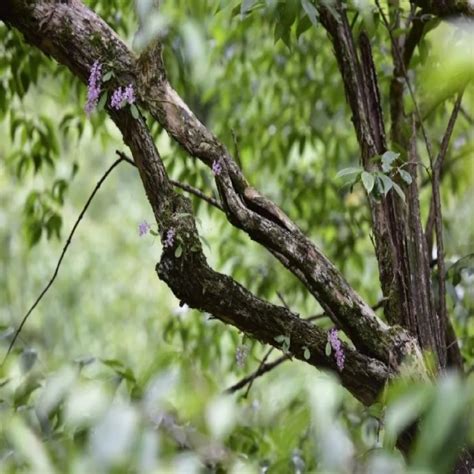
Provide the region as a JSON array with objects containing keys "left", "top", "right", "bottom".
[{"left": 0, "top": 350, "right": 472, "bottom": 473}]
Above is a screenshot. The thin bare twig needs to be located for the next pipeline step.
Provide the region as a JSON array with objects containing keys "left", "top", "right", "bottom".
[
  {"left": 231, "top": 129, "right": 242, "bottom": 170},
  {"left": 375, "top": 0, "right": 435, "bottom": 165},
  {"left": 460, "top": 106, "right": 473, "bottom": 125},
  {"left": 2, "top": 157, "right": 127, "bottom": 366},
  {"left": 426, "top": 94, "right": 463, "bottom": 360},
  {"left": 117, "top": 151, "right": 224, "bottom": 211},
  {"left": 224, "top": 354, "right": 289, "bottom": 394},
  {"left": 235, "top": 291, "right": 290, "bottom": 397},
  {"left": 243, "top": 346, "right": 274, "bottom": 398},
  {"left": 226, "top": 294, "right": 386, "bottom": 395},
  {"left": 425, "top": 94, "right": 463, "bottom": 254},
  {"left": 170, "top": 180, "right": 223, "bottom": 211}
]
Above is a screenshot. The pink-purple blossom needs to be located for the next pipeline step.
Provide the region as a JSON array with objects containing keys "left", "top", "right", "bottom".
[
  {"left": 328, "top": 328, "right": 345, "bottom": 371},
  {"left": 164, "top": 227, "right": 176, "bottom": 248},
  {"left": 111, "top": 83, "right": 136, "bottom": 110},
  {"left": 84, "top": 60, "right": 102, "bottom": 116},
  {"left": 138, "top": 220, "right": 151, "bottom": 236},
  {"left": 212, "top": 159, "right": 222, "bottom": 176}
]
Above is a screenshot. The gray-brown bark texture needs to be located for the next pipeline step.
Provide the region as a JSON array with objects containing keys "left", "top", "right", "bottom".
[{"left": 0, "top": 0, "right": 470, "bottom": 466}]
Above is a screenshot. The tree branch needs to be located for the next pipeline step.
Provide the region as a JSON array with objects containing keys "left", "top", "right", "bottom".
[
  {"left": 169, "top": 179, "right": 223, "bottom": 211},
  {"left": 226, "top": 297, "right": 388, "bottom": 395},
  {"left": 224, "top": 354, "right": 289, "bottom": 395},
  {"left": 411, "top": 0, "right": 474, "bottom": 17},
  {"left": 120, "top": 151, "right": 223, "bottom": 211},
  {"left": 376, "top": 0, "right": 435, "bottom": 164},
  {"left": 425, "top": 94, "right": 463, "bottom": 366},
  {"left": 1, "top": 156, "right": 127, "bottom": 365},
  {"left": 425, "top": 94, "right": 464, "bottom": 254}
]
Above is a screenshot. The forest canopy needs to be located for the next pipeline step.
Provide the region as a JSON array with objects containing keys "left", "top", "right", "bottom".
[{"left": 0, "top": 0, "right": 473, "bottom": 472}]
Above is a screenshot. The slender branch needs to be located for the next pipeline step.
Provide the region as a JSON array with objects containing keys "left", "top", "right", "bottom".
[
  {"left": 403, "top": 10, "right": 430, "bottom": 69},
  {"left": 227, "top": 297, "right": 387, "bottom": 394},
  {"left": 425, "top": 94, "right": 463, "bottom": 363},
  {"left": 170, "top": 180, "right": 223, "bottom": 211},
  {"left": 425, "top": 95, "right": 463, "bottom": 254},
  {"left": 375, "top": 0, "right": 435, "bottom": 165},
  {"left": 117, "top": 151, "right": 224, "bottom": 211},
  {"left": 1, "top": 157, "right": 127, "bottom": 365},
  {"left": 243, "top": 346, "right": 275, "bottom": 398},
  {"left": 224, "top": 354, "right": 289, "bottom": 394},
  {"left": 460, "top": 106, "right": 473, "bottom": 125}
]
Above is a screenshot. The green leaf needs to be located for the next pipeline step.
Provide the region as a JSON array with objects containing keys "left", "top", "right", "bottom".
[
  {"left": 174, "top": 244, "right": 183, "bottom": 258},
  {"left": 325, "top": 341, "right": 332, "bottom": 357},
  {"left": 301, "top": 0, "right": 318, "bottom": 27},
  {"left": 398, "top": 169, "right": 413, "bottom": 185},
  {"left": 303, "top": 347, "right": 310, "bottom": 360},
  {"left": 376, "top": 173, "right": 394, "bottom": 196},
  {"left": 361, "top": 171, "right": 375, "bottom": 193},
  {"left": 130, "top": 103, "right": 139, "bottom": 119},
  {"left": 96, "top": 92, "right": 107, "bottom": 112},
  {"left": 392, "top": 182, "right": 406, "bottom": 203},
  {"left": 102, "top": 70, "right": 113, "bottom": 82},
  {"left": 336, "top": 167, "right": 362, "bottom": 179},
  {"left": 241, "top": 0, "right": 258, "bottom": 16},
  {"left": 101, "top": 358, "right": 137, "bottom": 384},
  {"left": 296, "top": 14, "right": 312, "bottom": 40},
  {"left": 381, "top": 150, "right": 400, "bottom": 172}
]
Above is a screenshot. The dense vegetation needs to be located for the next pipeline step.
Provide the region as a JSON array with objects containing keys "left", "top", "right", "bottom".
[{"left": 0, "top": 0, "right": 473, "bottom": 472}]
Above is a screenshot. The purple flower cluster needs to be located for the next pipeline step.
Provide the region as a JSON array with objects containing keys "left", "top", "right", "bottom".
[
  {"left": 164, "top": 227, "right": 176, "bottom": 248},
  {"left": 212, "top": 159, "right": 222, "bottom": 176},
  {"left": 328, "top": 328, "right": 345, "bottom": 371},
  {"left": 111, "top": 84, "right": 135, "bottom": 110},
  {"left": 138, "top": 220, "right": 151, "bottom": 237},
  {"left": 235, "top": 345, "right": 248, "bottom": 368},
  {"left": 84, "top": 61, "right": 102, "bottom": 116}
]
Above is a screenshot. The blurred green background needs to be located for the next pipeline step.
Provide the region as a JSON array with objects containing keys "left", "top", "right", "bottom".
[{"left": 0, "top": 0, "right": 473, "bottom": 472}]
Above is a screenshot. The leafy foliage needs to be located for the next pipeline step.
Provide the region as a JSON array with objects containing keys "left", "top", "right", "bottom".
[{"left": 0, "top": 0, "right": 473, "bottom": 472}]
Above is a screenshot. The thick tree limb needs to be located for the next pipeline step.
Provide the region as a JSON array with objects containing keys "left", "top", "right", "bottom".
[
  {"left": 411, "top": 0, "right": 474, "bottom": 16},
  {"left": 317, "top": 3, "right": 410, "bottom": 331},
  {"left": 316, "top": 1, "right": 448, "bottom": 366},
  {"left": 118, "top": 109, "right": 393, "bottom": 406},
  {"left": 226, "top": 298, "right": 387, "bottom": 395}
]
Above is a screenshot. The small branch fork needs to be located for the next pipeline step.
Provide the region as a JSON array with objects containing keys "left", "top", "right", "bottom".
[
  {"left": 226, "top": 298, "right": 386, "bottom": 395},
  {"left": 119, "top": 152, "right": 223, "bottom": 211},
  {"left": 229, "top": 291, "right": 292, "bottom": 397}
]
